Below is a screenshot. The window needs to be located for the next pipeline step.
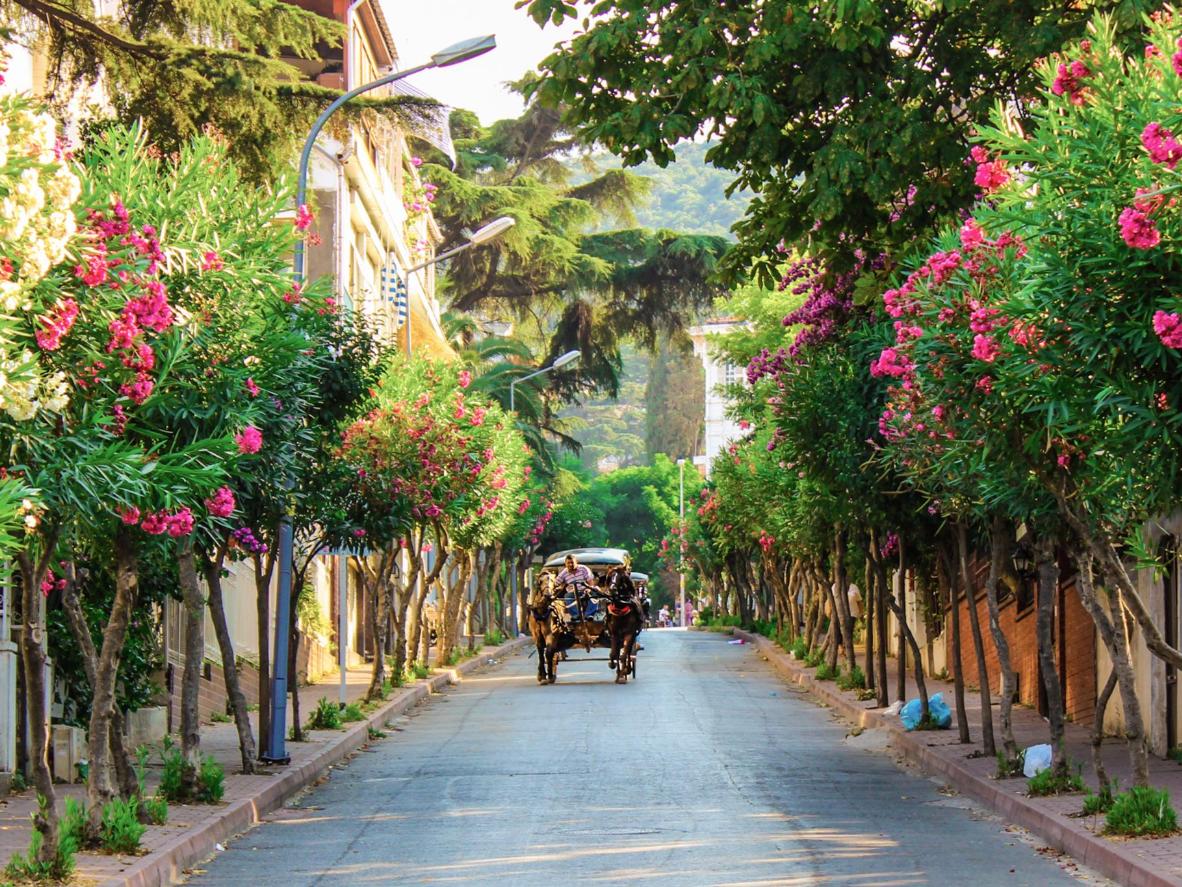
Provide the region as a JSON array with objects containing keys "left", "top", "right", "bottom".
[{"left": 722, "top": 362, "right": 743, "bottom": 386}]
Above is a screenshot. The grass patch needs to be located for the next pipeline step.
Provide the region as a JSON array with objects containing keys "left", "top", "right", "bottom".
[
  {"left": 995, "top": 749, "right": 1026, "bottom": 779},
  {"left": 1104, "top": 786, "right": 1178, "bottom": 837},
  {"left": 99, "top": 797, "right": 146, "bottom": 854},
  {"left": 483, "top": 628, "right": 506, "bottom": 647},
  {"left": 307, "top": 697, "right": 343, "bottom": 731},
  {"left": 1168, "top": 747, "right": 1182, "bottom": 765},
  {"left": 367, "top": 727, "right": 387, "bottom": 740},
  {"left": 409, "top": 662, "right": 429, "bottom": 680},
  {"left": 341, "top": 702, "right": 365, "bottom": 723},
  {"left": 836, "top": 665, "right": 866, "bottom": 691},
  {"left": 209, "top": 712, "right": 231, "bottom": 724},
  {"left": 157, "top": 737, "right": 224, "bottom": 804},
  {"left": 1083, "top": 784, "right": 1116, "bottom": 816},
  {"left": 790, "top": 637, "right": 808, "bottom": 660},
  {"left": 8, "top": 771, "right": 26, "bottom": 794},
  {"left": 4, "top": 795, "right": 82, "bottom": 882},
  {"left": 814, "top": 662, "right": 840, "bottom": 682},
  {"left": 1027, "top": 765, "right": 1085, "bottom": 797}
]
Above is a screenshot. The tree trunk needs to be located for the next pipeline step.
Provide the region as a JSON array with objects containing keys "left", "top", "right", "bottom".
[
  {"left": 984, "top": 516, "right": 1019, "bottom": 764},
  {"left": 362, "top": 550, "right": 395, "bottom": 702},
  {"left": 1034, "top": 535, "right": 1067, "bottom": 775},
  {"left": 252, "top": 547, "right": 276, "bottom": 759},
  {"left": 59, "top": 561, "right": 138, "bottom": 808},
  {"left": 82, "top": 529, "right": 142, "bottom": 833},
  {"left": 896, "top": 539, "right": 907, "bottom": 703},
  {"left": 1071, "top": 547, "right": 1148, "bottom": 787},
  {"left": 203, "top": 544, "right": 256, "bottom": 774},
  {"left": 879, "top": 557, "right": 930, "bottom": 724},
  {"left": 940, "top": 541, "right": 971, "bottom": 743},
  {"left": 958, "top": 523, "right": 994, "bottom": 756},
  {"left": 832, "top": 528, "right": 856, "bottom": 673},
  {"left": 177, "top": 537, "right": 205, "bottom": 792},
  {"left": 17, "top": 538, "right": 61, "bottom": 866},
  {"left": 287, "top": 615, "right": 302, "bottom": 741},
  {"left": 438, "top": 550, "right": 472, "bottom": 664},
  {"left": 863, "top": 545, "right": 875, "bottom": 691},
  {"left": 1091, "top": 669, "right": 1118, "bottom": 797},
  {"left": 1053, "top": 485, "right": 1182, "bottom": 672},
  {"left": 874, "top": 544, "right": 889, "bottom": 709}
]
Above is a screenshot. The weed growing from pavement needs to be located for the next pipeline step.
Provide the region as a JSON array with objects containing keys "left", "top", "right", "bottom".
[
  {"left": 1027, "top": 764, "right": 1085, "bottom": 797},
  {"left": 995, "top": 749, "right": 1026, "bottom": 779},
  {"left": 1104, "top": 786, "right": 1178, "bottom": 837}
]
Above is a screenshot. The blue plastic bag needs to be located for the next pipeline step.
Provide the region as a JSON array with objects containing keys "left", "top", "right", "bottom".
[{"left": 899, "top": 692, "right": 952, "bottom": 730}]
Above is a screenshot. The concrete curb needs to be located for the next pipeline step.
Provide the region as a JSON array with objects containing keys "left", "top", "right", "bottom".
[
  {"left": 729, "top": 628, "right": 1182, "bottom": 887},
  {"left": 105, "top": 636, "right": 530, "bottom": 887}
]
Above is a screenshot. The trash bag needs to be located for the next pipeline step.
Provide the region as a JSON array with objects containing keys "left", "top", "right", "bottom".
[
  {"left": 899, "top": 693, "right": 953, "bottom": 730},
  {"left": 1023, "top": 743, "right": 1053, "bottom": 778}
]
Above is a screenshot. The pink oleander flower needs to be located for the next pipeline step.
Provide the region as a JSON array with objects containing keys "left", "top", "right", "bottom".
[
  {"left": 1051, "top": 59, "right": 1091, "bottom": 105},
  {"left": 294, "top": 204, "right": 314, "bottom": 231},
  {"left": 120, "top": 373, "right": 155, "bottom": 405},
  {"left": 425, "top": 504, "right": 442, "bottom": 518},
  {"left": 74, "top": 248, "right": 109, "bottom": 287},
  {"left": 870, "top": 347, "right": 914, "bottom": 378},
  {"left": 410, "top": 156, "right": 423, "bottom": 167},
  {"left": 1119, "top": 206, "right": 1161, "bottom": 249},
  {"left": 140, "top": 511, "right": 169, "bottom": 535},
  {"left": 1142, "top": 123, "right": 1182, "bottom": 169},
  {"left": 235, "top": 425, "right": 263, "bottom": 454},
  {"left": 469, "top": 406, "right": 486, "bottom": 426},
  {"left": 35, "top": 298, "right": 79, "bottom": 351},
  {"left": 971, "top": 334, "right": 1001, "bottom": 362},
  {"left": 201, "top": 250, "right": 224, "bottom": 271},
  {"left": 970, "top": 145, "right": 1010, "bottom": 191},
  {"left": 458, "top": 369, "right": 471, "bottom": 389},
  {"left": 1173, "top": 37, "right": 1182, "bottom": 77},
  {"left": 960, "top": 218, "right": 985, "bottom": 250},
  {"left": 1153, "top": 310, "right": 1182, "bottom": 348},
  {"left": 120, "top": 506, "right": 141, "bottom": 525},
  {"left": 245, "top": 377, "right": 260, "bottom": 397},
  {"left": 975, "top": 375, "right": 994, "bottom": 394},
  {"left": 518, "top": 498, "right": 530, "bottom": 515},
  {"left": 204, "top": 486, "right": 235, "bottom": 518},
  {"left": 166, "top": 508, "right": 194, "bottom": 537}
]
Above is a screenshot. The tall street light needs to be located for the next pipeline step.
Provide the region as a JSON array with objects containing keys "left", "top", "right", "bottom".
[
  {"left": 509, "top": 349, "right": 580, "bottom": 412},
  {"left": 505, "top": 349, "right": 580, "bottom": 634},
  {"left": 263, "top": 33, "right": 497, "bottom": 767},
  {"left": 402, "top": 216, "right": 515, "bottom": 354},
  {"left": 677, "top": 458, "right": 687, "bottom": 628}
]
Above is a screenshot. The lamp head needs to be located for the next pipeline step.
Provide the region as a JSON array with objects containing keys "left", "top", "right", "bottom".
[
  {"left": 469, "top": 216, "right": 515, "bottom": 245},
  {"left": 552, "top": 349, "right": 581, "bottom": 370},
  {"left": 430, "top": 35, "right": 496, "bottom": 68}
]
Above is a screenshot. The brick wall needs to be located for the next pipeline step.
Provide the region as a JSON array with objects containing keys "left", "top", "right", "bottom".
[
  {"left": 951, "top": 570, "right": 1095, "bottom": 726},
  {"left": 166, "top": 659, "right": 261, "bottom": 730}
]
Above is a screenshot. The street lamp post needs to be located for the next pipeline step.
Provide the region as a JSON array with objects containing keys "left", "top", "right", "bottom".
[
  {"left": 402, "top": 216, "right": 515, "bottom": 354},
  {"left": 509, "top": 349, "right": 580, "bottom": 413},
  {"left": 262, "top": 34, "right": 497, "bottom": 766},
  {"left": 506, "top": 349, "right": 580, "bottom": 633},
  {"left": 677, "top": 458, "right": 686, "bottom": 628}
]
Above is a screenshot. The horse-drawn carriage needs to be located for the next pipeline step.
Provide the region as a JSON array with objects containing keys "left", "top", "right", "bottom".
[{"left": 527, "top": 547, "right": 644, "bottom": 685}]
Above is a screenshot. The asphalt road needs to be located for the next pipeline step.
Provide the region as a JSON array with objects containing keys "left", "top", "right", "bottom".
[{"left": 187, "top": 630, "right": 1102, "bottom": 887}]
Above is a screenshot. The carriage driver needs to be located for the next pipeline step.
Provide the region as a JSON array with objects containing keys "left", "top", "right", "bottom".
[{"left": 556, "top": 554, "right": 595, "bottom": 621}]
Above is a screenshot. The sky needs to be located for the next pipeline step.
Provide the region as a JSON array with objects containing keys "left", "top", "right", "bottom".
[{"left": 381, "top": 0, "right": 581, "bottom": 125}]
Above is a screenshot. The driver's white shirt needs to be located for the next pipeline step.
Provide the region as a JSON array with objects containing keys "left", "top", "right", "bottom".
[{"left": 556, "top": 565, "right": 593, "bottom": 590}]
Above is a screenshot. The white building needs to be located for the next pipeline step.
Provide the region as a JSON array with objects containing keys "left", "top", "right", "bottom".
[{"left": 689, "top": 318, "right": 750, "bottom": 472}]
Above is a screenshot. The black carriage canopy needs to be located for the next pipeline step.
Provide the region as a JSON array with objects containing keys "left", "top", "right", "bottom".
[{"left": 542, "top": 547, "right": 631, "bottom": 571}]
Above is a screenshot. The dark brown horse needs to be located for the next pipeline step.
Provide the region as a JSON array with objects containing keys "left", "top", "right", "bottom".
[
  {"left": 527, "top": 572, "right": 569, "bottom": 684},
  {"left": 603, "top": 566, "right": 643, "bottom": 683}
]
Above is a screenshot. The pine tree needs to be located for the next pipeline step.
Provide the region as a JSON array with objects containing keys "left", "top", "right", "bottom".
[{"left": 2, "top": 0, "right": 433, "bottom": 177}]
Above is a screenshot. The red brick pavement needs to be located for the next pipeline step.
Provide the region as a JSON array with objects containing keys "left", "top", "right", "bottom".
[
  {"left": 730, "top": 628, "right": 1182, "bottom": 887},
  {"left": 0, "top": 638, "right": 528, "bottom": 886}
]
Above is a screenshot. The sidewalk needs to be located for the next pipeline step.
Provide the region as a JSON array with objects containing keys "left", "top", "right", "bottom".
[
  {"left": 0, "top": 637, "right": 530, "bottom": 887},
  {"left": 728, "top": 627, "right": 1182, "bottom": 887}
]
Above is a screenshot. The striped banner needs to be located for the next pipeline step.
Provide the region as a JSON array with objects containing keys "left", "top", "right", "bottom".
[{"left": 380, "top": 261, "right": 408, "bottom": 330}]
